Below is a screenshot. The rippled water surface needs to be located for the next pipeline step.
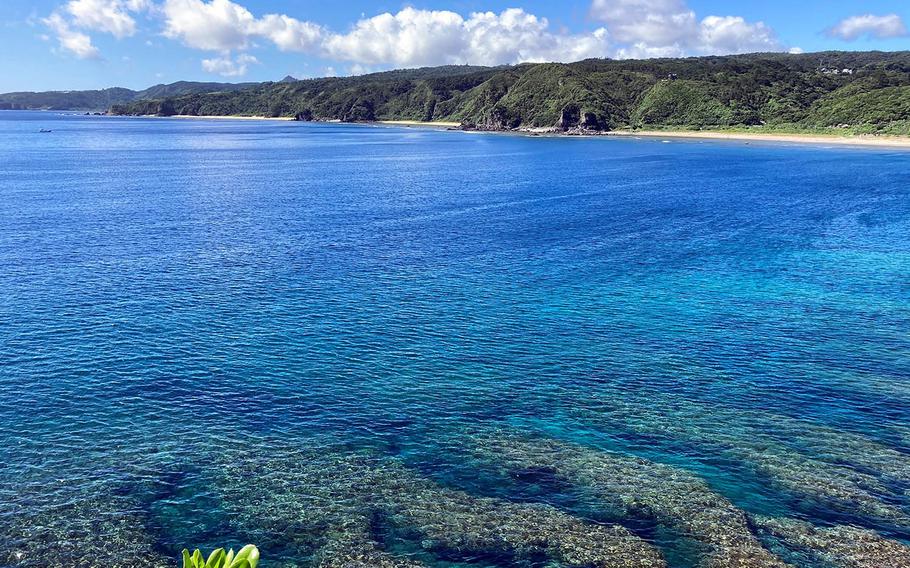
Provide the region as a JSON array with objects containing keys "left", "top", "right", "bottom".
[{"left": 1, "top": 111, "right": 909, "bottom": 568}]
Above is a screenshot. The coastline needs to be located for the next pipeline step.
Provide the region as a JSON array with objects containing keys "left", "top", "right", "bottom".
[
  {"left": 378, "top": 119, "right": 461, "bottom": 128},
  {"left": 606, "top": 129, "right": 910, "bottom": 149},
  {"left": 372, "top": 119, "right": 910, "bottom": 149},
  {"left": 111, "top": 113, "right": 910, "bottom": 148},
  {"left": 170, "top": 114, "right": 293, "bottom": 121}
]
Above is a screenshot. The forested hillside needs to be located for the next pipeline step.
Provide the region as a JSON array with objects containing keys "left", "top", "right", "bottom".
[
  {"left": 0, "top": 81, "right": 257, "bottom": 111},
  {"left": 19, "top": 52, "right": 910, "bottom": 133}
]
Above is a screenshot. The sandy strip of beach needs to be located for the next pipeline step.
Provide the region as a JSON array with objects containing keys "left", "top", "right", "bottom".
[
  {"left": 170, "top": 115, "right": 294, "bottom": 121},
  {"left": 378, "top": 120, "right": 462, "bottom": 128},
  {"left": 608, "top": 129, "right": 910, "bottom": 149},
  {"left": 377, "top": 122, "right": 910, "bottom": 148}
]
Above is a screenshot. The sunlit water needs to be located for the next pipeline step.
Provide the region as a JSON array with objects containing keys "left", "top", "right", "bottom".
[{"left": 1, "top": 111, "right": 909, "bottom": 568}]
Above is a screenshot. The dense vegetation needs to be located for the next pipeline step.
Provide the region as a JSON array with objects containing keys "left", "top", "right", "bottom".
[
  {"left": 11, "top": 52, "right": 910, "bottom": 132},
  {"left": 0, "top": 81, "right": 256, "bottom": 111}
]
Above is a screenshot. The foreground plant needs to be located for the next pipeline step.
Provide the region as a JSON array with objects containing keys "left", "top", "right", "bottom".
[{"left": 182, "top": 544, "right": 259, "bottom": 568}]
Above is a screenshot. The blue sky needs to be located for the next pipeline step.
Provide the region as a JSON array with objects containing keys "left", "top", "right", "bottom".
[{"left": 1, "top": 0, "right": 908, "bottom": 92}]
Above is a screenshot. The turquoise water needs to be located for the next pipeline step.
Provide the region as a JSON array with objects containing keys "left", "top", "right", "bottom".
[{"left": 1, "top": 111, "right": 909, "bottom": 567}]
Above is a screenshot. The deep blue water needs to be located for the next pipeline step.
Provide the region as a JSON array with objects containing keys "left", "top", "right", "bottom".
[{"left": 1, "top": 111, "right": 909, "bottom": 568}]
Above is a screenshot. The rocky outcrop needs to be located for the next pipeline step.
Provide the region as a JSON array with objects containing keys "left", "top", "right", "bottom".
[
  {"left": 293, "top": 109, "right": 313, "bottom": 121},
  {"left": 559, "top": 104, "right": 610, "bottom": 131}
]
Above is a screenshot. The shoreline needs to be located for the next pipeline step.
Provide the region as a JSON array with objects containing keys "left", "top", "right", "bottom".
[
  {"left": 372, "top": 121, "right": 910, "bottom": 149},
  {"left": 105, "top": 114, "right": 295, "bottom": 121},
  {"left": 108, "top": 113, "right": 910, "bottom": 149},
  {"left": 377, "top": 119, "right": 461, "bottom": 128},
  {"left": 170, "top": 114, "right": 293, "bottom": 121},
  {"left": 606, "top": 129, "right": 910, "bottom": 149}
]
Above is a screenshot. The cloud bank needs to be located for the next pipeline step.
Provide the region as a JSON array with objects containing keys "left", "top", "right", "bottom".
[
  {"left": 590, "top": 0, "right": 781, "bottom": 58},
  {"left": 158, "top": 2, "right": 611, "bottom": 69},
  {"left": 827, "top": 14, "right": 908, "bottom": 41},
  {"left": 42, "top": 0, "right": 797, "bottom": 75}
]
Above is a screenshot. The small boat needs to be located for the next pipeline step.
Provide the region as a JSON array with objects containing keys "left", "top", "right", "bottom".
[{"left": 39, "top": 129, "right": 53, "bottom": 133}]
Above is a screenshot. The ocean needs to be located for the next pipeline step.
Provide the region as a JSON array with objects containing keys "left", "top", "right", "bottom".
[{"left": 1, "top": 111, "right": 908, "bottom": 567}]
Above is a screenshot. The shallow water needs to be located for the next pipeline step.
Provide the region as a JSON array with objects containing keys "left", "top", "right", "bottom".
[{"left": 1, "top": 111, "right": 909, "bottom": 567}]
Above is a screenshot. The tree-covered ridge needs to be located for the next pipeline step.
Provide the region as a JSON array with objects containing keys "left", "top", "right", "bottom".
[
  {"left": 80, "top": 52, "right": 910, "bottom": 132},
  {"left": 0, "top": 87, "right": 137, "bottom": 111},
  {"left": 0, "top": 81, "right": 258, "bottom": 111}
]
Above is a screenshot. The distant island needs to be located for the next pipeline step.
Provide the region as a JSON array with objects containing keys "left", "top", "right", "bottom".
[{"left": 4, "top": 51, "right": 909, "bottom": 135}]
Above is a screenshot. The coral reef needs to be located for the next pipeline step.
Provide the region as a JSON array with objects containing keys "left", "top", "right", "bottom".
[
  {"left": 752, "top": 515, "right": 910, "bottom": 568},
  {"left": 0, "top": 478, "right": 169, "bottom": 568},
  {"left": 462, "top": 430, "right": 792, "bottom": 568},
  {"left": 4, "top": 425, "right": 908, "bottom": 568},
  {"left": 572, "top": 396, "right": 910, "bottom": 525},
  {"left": 314, "top": 521, "right": 427, "bottom": 568},
  {"left": 213, "top": 447, "right": 666, "bottom": 567}
]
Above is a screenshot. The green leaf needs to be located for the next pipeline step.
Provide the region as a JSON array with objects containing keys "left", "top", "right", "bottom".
[
  {"left": 229, "top": 545, "right": 259, "bottom": 568},
  {"left": 181, "top": 544, "right": 258, "bottom": 568},
  {"left": 205, "top": 548, "right": 226, "bottom": 568}
]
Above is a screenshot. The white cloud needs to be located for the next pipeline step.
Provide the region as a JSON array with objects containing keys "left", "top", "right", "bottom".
[
  {"left": 43, "top": 12, "right": 101, "bottom": 59},
  {"left": 162, "top": 0, "right": 257, "bottom": 50},
  {"left": 43, "top": 0, "right": 150, "bottom": 59},
  {"left": 698, "top": 16, "right": 779, "bottom": 54},
  {"left": 614, "top": 43, "right": 685, "bottom": 60},
  {"left": 159, "top": 3, "right": 610, "bottom": 65},
  {"left": 827, "top": 14, "right": 908, "bottom": 41},
  {"left": 590, "top": 0, "right": 696, "bottom": 46},
  {"left": 323, "top": 9, "right": 467, "bottom": 66},
  {"left": 161, "top": 0, "right": 325, "bottom": 52},
  {"left": 251, "top": 14, "right": 324, "bottom": 52},
  {"left": 323, "top": 8, "right": 610, "bottom": 67},
  {"left": 463, "top": 9, "right": 610, "bottom": 65},
  {"left": 591, "top": 0, "right": 784, "bottom": 57},
  {"left": 201, "top": 52, "right": 258, "bottom": 76},
  {"left": 65, "top": 0, "right": 138, "bottom": 38}
]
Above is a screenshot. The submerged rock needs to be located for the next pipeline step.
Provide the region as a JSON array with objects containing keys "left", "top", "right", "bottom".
[
  {"left": 315, "top": 521, "right": 427, "bottom": 568},
  {"left": 571, "top": 397, "right": 910, "bottom": 526},
  {"left": 464, "top": 431, "right": 791, "bottom": 568},
  {"left": 753, "top": 515, "right": 910, "bottom": 568},
  {"left": 214, "top": 448, "right": 666, "bottom": 567},
  {"left": 0, "top": 480, "right": 169, "bottom": 568}
]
